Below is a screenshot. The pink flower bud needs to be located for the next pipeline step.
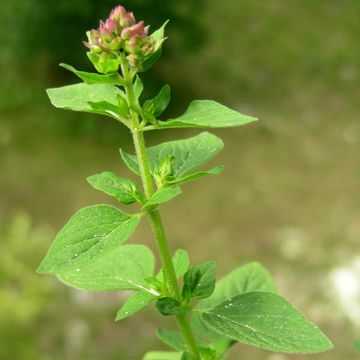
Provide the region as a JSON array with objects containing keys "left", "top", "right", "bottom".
[
  {"left": 119, "top": 12, "right": 135, "bottom": 28},
  {"left": 109, "top": 5, "right": 127, "bottom": 22},
  {"left": 121, "top": 21, "right": 146, "bottom": 40},
  {"left": 85, "top": 5, "right": 163, "bottom": 70}
]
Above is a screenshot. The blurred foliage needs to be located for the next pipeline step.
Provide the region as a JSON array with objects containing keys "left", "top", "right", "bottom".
[
  {"left": 0, "top": 213, "right": 55, "bottom": 359},
  {"left": 1, "top": 0, "right": 360, "bottom": 359}
]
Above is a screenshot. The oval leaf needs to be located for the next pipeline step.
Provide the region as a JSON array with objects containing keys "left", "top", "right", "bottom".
[
  {"left": 156, "top": 100, "right": 257, "bottom": 129},
  {"left": 201, "top": 292, "right": 333, "bottom": 353},
  {"left": 37, "top": 205, "right": 140, "bottom": 273},
  {"left": 58, "top": 244, "right": 154, "bottom": 291},
  {"left": 144, "top": 187, "right": 182, "bottom": 207},
  {"left": 87, "top": 171, "right": 139, "bottom": 205},
  {"left": 182, "top": 261, "right": 216, "bottom": 301},
  {"left": 116, "top": 290, "right": 157, "bottom": 321},
  {"left": 144, "top": 84, "right": 171, "bottom": 117},
  {"left": 46, "top": 83, "right": 123, "bottom": 116}
]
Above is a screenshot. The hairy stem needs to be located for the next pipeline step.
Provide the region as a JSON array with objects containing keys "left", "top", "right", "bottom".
[{"left": 121, "top": 61, "right": 201, "bottom": 359}]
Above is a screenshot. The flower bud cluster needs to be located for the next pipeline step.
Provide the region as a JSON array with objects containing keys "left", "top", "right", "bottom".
[{"left": 84, "top": 5, "right": 157, "bottom": 70}]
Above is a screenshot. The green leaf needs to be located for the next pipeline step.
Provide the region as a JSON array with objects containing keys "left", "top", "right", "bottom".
[
  {"left": 197, "top": 262, "right": 278, "bottom": 311},
  {"left": 156, "top": 100, "right": 257, "bottom": 129},
  {"left": 37, "top": 205, "right": 140, "bottom": 273},
  {"left": 156, "top": 297, "right": 191, "bottom": 316},
  {"left": 152, "top": 20, "right": 169, "bottom": 42},
  {"left": 156, "top": 329, "right": 186, "bottom": 351},
  {"left": 200, "top": 292, "right": 333, "bottom": 353},
  {"left": 87, "top": 51, "right": 120, "bottom": 74},
  {"left": 134, "top": 76, "right": 144, "bottom": 98},
  {"left": 116, "top": 290, "right": 157, "bottom": 321},
  {"left": 46, "top": 83, "right": 123, "bottom": 118},
  {"left": 120, "top": 132, "right": 223, "bottom": 182},
  {"left": 142, "top": 109, "right": 158, "bottom": 124},
  {"left": 87, "top": 171, "right": 141, "bottom": 205},
  {"left": 180, "top": 353, "right": 196, "bottom": 360},
  {"left": 171, "top": 166, "right": 224, "bottom": 186},
  {"left": 144, "top": 84, "right": 171, "bottom": 117},
  {"left": 191, "top": 312, "right": 228, "bottom": 344},
  {"left": 157, "top": 249, "right": 190, "bottom": 281},
  {"left": 88, "top": 100, "right": 129, "bottom": 121},
  {"left": 143, "top": 351, "right": 183, "bottom": 360},
  {"left": 57, "top": 245, "right": 155, "bottom": 291},
  {"left": 60, "top": 63, "right": 125, "bottom": 85},
  {"left": 116, "top": 249, "right": 189, "bottom": 321},
  {"left": 182, "top": 261, "right": 216, "bottom": 301},
  {"left": 139, "top": 20, "right": 169, "bottom": 73},
  {"left": 144, "top": 187, "right": 182, "bottom": 207},
  {"left": 156, "top": 329, "right": 207, "bottom": 352}
]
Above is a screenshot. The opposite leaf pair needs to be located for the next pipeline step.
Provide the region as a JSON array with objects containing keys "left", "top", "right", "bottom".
[{"left": 145, "top": 262, "right": 333, "bottom": 359}]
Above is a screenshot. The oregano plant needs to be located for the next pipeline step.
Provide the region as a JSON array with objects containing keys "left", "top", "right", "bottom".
[{"left": 38, "top": 5, "right": 333, "bottom": 359}]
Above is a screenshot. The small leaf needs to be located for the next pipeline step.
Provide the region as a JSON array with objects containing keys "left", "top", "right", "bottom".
[
  {"left": 201, "top": 292, "right": 333, "bottom": 353},
  {"left": 197, "top": 262, "right": 278, "bottom": 311},
  {"left": 87, "top": 171, "right": 139, "bottom": 205},
  {"left": 156, "top": 100, "right": 257, "bottom": 129},
  {"left": 120, "top": 147, "right": 139, "bottom": 174},
  {"left": 182, "top": 261, "right": 216, "bottom": 301},
  {"left": 37, "top": 205, "right": 140, "bottom": 273},
  {"left": 157, "top": 249, "right": 190, "bottom": 281},
  {"left": 144, "top": 84, "right": 171, "bottom": 117},
  {"left": 143, "top": 351, "right": 183, "bottom": 360},
  {"left": 156, "top": 297, "right": 191, "bottom": 316},
  {"left": 46, "top": 83, "right": 123, "bottom": 118},
  {"left": 115, "top": 250, "right": 190, "bottom": 321},
  {"left": 144, "top": 187, "right": 182, "bottom": 207},
  {"left": 134, "top": 75, "right": 144, "bottom": 98},
  {"left": 116, "top": 290, "right": 157, "bottom": 321},
  {"left": 139, "top": 20, "right": 169, "bottom": 73},
  {"left": 142, "top": 109, "right": 157, "bottom": 124},
  {"left": 151, "top": 20, "right": 169, "bottom": 42},
  {"left": 120, "top": 132, "right": 223, "bottom": 183},
  {"left": 60, "top": 63, "right": 125, "bottom": 85},
  {"left": 156, "top": 329, "right": 207, "bottom": 352},
  {"left": 88, "top": 101, "right": 128, "bottom": 121},
  {"left": 156, "top": 329, "right": 186, "bottom": 351},
  {"left": 87, "top": 51, "right": 120, "bottom": 74},
  {"left": 58, "top": 245, "right": 155, "bottom": 291},
  {"left": 171, "top": 166, "right": 224, "bottom": 186}
]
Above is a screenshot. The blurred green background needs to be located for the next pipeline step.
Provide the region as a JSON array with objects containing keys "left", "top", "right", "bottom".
[{"left": 1, "top": 0, "right": 360, "bottom": 359}]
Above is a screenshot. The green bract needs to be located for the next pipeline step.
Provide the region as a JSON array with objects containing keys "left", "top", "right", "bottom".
[{"left": 39, "top": 5, "right": 333, "bottom": 360}]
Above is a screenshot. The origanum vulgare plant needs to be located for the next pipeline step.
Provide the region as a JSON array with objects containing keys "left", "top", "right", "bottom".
[{"left": 38, "top": 5, "right": 333, "bottom": 360}]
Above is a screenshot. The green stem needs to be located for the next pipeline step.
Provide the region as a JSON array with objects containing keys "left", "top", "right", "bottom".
[{"left": 121, "top": 61, "right": 201, "bottom": 360}]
